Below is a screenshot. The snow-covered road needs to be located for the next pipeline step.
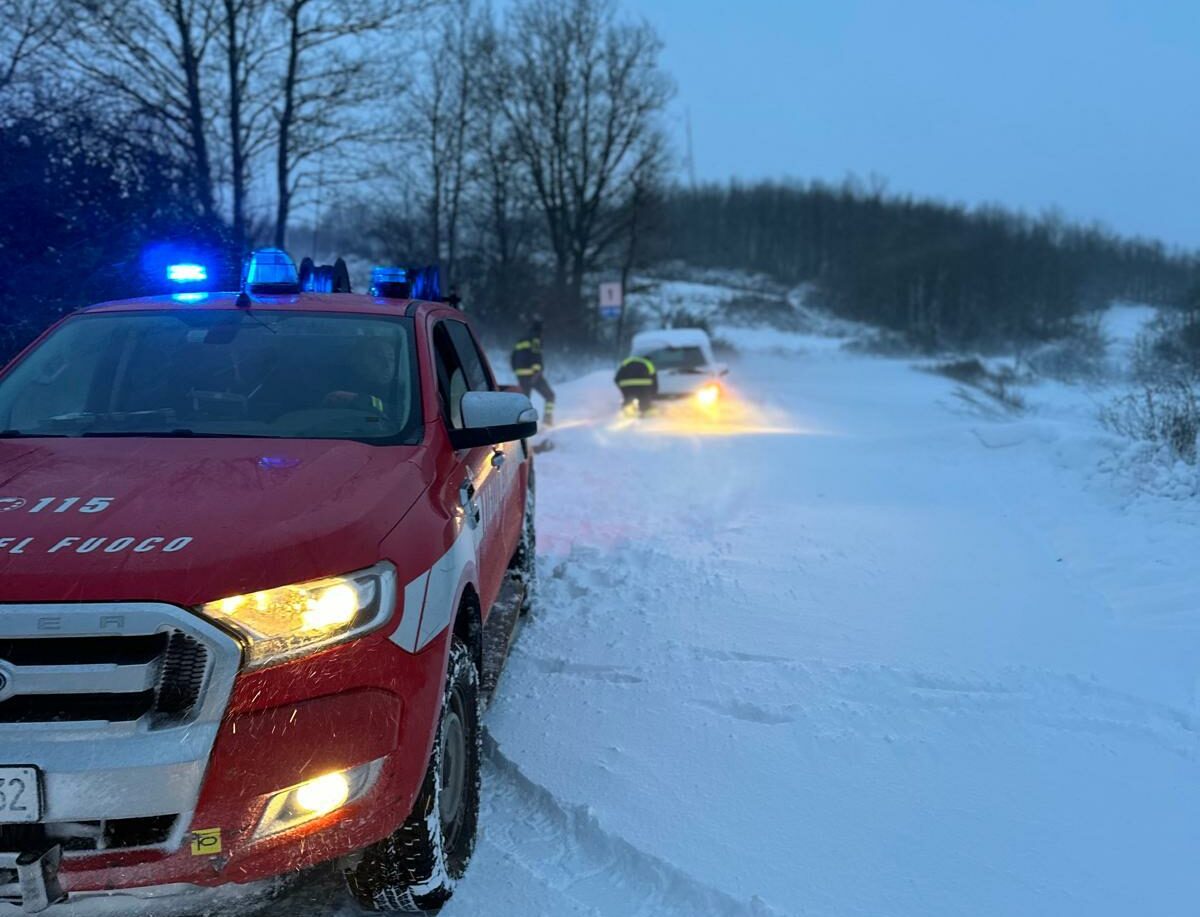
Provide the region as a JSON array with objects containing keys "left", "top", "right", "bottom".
[
  {"left": 446, "top": 334, "right": 1200, "bottom": 917},
  {"left": 243, "top": 330, "right": 1200, "bottom": 917}
]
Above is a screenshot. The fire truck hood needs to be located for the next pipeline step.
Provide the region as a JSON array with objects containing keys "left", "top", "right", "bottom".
[{"left": 0, "top": 437, "right": 430, "bottom": 606}]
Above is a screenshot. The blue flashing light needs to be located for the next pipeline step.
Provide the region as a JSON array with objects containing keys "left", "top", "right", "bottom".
[
  {"left": 144, "top": 243, "right": 223, "bottom": 292},
  {"left": 167, "top": 263, "right": 208, "bottom": 283},
  {"left": 410, "top": 265, "right": 442, "bottom": 301},
  {"left": 172, "top": 292, "right": 208, "bottom": 304},
  {"left": 371, "top": 266, "right": 406, "bottom": 286},
  {"left": 370, "top": 266, "right": 409, "bottom": 299},
  {"left": 243, "top": 248, "right": 299, "bottom": 292}
]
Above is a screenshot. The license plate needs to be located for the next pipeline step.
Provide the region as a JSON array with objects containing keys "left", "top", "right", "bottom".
[{"left": 0, "top": 767, "right": 41, "bottom": 824}]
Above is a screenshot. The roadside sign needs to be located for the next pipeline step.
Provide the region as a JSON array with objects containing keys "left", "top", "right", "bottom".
[{"left": 598, "top": 282, "right": 623, "bottom": 320}]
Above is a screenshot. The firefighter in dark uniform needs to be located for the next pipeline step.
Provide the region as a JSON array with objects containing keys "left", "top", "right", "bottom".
[
  {"left": 323, "top": 338, "right": 394, "bottom": 415},
  {"left": 510, "top": 319, "right": 555, "bottom": 425},
  {"left": 614, "top": 355, "right": 657, "bottom": 416}
]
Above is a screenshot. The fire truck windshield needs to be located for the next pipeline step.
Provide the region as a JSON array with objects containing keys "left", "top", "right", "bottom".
[{"left": 0, "top": 310, "right": 422, "bottom": 444}]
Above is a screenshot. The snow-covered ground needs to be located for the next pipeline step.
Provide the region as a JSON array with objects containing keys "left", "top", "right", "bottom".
[
  {"left": 446, "top": 324, "right": 1200, "bottom": 916},
  {"left": 1101, "top": 302, "right": 1158, "bottom": 373}
]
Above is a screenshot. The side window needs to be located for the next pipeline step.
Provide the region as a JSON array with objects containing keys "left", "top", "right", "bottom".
[
  {"left": 432, "top": 323, "right": 468, "bottom": 429},
  {"left": 445, "top": 321, "right": 494, "bottom": 392}
]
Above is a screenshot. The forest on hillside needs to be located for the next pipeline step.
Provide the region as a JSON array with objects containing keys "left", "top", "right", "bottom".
[
  {"left": 2, "top": 0, "right": 1197, "bottom": 359},
  {"left": 650, "top": 182, "right": 1200, "bottom": 349}
]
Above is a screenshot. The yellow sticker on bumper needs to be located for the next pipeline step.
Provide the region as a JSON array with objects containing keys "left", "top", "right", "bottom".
[{"left": 191, "top": 828, "right": 223, "bottom": 856}]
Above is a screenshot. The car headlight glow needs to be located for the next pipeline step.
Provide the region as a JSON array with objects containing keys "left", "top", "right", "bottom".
[
  {"left": 696, "top": 383, "right": 721, "bottom": 408},
  {"left": 199, "top": 561, "right": 397, "bottom": 669}
]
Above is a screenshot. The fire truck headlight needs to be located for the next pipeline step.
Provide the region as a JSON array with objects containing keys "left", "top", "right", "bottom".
[{"left": 199, "top": 561, "right": 397, "bottom": 669}]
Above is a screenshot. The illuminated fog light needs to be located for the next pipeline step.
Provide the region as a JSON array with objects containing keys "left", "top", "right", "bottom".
[
  {"left": 294, "top": 773, "right": 350, "bottom": 815},
  {"left": 696, "top": 384, "right": 720, "bottom": 408},
  {"left": 254, "top": 760, "right": 382, "bottom": 841}
]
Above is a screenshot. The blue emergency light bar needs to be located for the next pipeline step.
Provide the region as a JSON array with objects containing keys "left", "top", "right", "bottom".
[
  {"left": 370, "top": 264, "right": 442, "bottom": 301},
  {"left": 167, "top": 263, "right": 208, "bottom": 283},
  {"left": 370, "top": 266, "right": 409, "bottom": 299},
  {"left": 242, "top": 248, "right": 300, "bottom": 294}
]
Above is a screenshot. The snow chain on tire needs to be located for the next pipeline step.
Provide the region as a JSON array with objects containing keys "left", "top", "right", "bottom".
[{"left": 344, "top": 638, "right": 481, "bottom": 913}]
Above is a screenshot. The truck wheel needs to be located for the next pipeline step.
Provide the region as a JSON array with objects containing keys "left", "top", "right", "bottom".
[
  {"left": 344, "top": 638, "right": 480, "bottom": 913},
  {"left": 513, "top": 477, "right": 537, "bottom": 616}
]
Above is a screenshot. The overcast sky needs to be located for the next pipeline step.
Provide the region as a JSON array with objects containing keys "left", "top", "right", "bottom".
[{"left": 622, "top": 0, "right": 1200, "bottom": 249}]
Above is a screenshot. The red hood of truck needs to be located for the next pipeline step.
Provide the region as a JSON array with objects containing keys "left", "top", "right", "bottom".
[{"left": 0, "top": 438, "right": 430, "bottom": 605}]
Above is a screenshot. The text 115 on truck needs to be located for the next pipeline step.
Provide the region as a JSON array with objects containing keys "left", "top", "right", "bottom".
[{"left": 0, "top": 249, "right": 538, "bottom": 914}]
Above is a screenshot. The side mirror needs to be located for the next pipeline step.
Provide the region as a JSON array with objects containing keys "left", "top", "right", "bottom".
[{"left": 449, "top": 391, "right": 539, "bottom": 450}]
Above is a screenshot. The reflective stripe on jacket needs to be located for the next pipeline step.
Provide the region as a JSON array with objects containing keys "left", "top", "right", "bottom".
[
  {"left": 615, "top": 356, "right": 657, "bottom": 388},
  {"left": 511, "top": 337, "right": 543, "bottom": 377}
]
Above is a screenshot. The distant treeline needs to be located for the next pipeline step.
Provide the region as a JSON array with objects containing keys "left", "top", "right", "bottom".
[{"left": 652, "top": 181, "right": 1200, "bottom": 347}]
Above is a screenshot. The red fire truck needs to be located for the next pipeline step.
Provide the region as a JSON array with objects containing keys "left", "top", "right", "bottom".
[{"left": 0, "top": 250, "right": 537, "bottom": 913}]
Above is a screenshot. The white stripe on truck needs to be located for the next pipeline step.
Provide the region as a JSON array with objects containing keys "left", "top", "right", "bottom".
[{"left": 391, "top": 525, "right": 475, "bottom": 653}]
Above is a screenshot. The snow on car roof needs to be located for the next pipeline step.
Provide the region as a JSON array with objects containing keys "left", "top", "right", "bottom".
[{"left": 631, "top": 328, "right": 712, "bottom": 351}]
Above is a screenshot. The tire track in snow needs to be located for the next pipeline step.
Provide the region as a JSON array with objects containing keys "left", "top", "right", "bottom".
[
  {"left": 477, "top": 732, "right": 786, "bottom": 917},
  {"left": 805, "top": 663, "right": 1199, "bottom": 759},
  {"left": 522, "top": 655, "right": 646, "bottom": 685},
  {"left": 668, "top": 643, "right": 1200, "bottom": 760}
]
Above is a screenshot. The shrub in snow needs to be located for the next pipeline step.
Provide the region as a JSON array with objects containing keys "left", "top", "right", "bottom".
[
  {"left": 843, "top": 327, "right": 916, "bottom": 356},
  {"left": 723, "top": 294, "right": 800, "bottom": 329},
  {"left": 1130, "top": 311, "right": 1200, "bottom": 382},
  {"left": 661, "top": 308, "right": 713, "bottom": 334},
  {"left": 928, "top": 358, "right": 1027, "bottom": 412},
  {"left": 1022, "top": 319, "right": 1108, "bottom": 382},
  {"left": 1100, "top": 380, "right": 1199, "bottom": 465}
]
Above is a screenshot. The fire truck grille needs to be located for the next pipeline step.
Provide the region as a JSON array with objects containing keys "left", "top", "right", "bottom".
[
  {"left": 0, "top": 815, "right": 177, "bottom": 854},
  {"left": 0, "top": 691, "right": 157, "bottom": 724},
  {"left": 155, "top": 631, "right": 209, "bottom": 718},
  {"left": 0, "top": 634, "right": 164, "bottom": 666},
  {"left": 0, "top": 629, "right": 212, "bottom": 726}
]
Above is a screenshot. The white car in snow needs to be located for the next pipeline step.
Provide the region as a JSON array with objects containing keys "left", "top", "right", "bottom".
[{"left": 629, "top": 328, "right": 728, "bottom": 403}]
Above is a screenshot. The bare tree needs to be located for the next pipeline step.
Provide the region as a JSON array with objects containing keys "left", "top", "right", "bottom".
[
  {"left": 218, "top": 0, "right": 275, "bottom": 248},
  {"left": 270, "top": 0, "right": 423, "bottom": 248},
  {"left": 63, "top": 0, "right": 221, "bottom": 217},
  {"left": 407, "top": 0, "right": 480, "bottom": 280},
  {"left": 463, "top": 11, "right": 539, "bottom": 316},
  {"left": 0, "top": 0, "right": 68, "bottom": 96},
  {"left": 492, "top": 0, "right": 671, "bottom": 323}
]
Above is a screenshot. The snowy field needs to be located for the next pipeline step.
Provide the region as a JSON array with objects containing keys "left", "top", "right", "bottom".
[
  {"left": 51, "top": 313, "right": 1200, "bottom": 917},
  {"left": 453, "top": 335, "right": 1200, "bottom": 917}
]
